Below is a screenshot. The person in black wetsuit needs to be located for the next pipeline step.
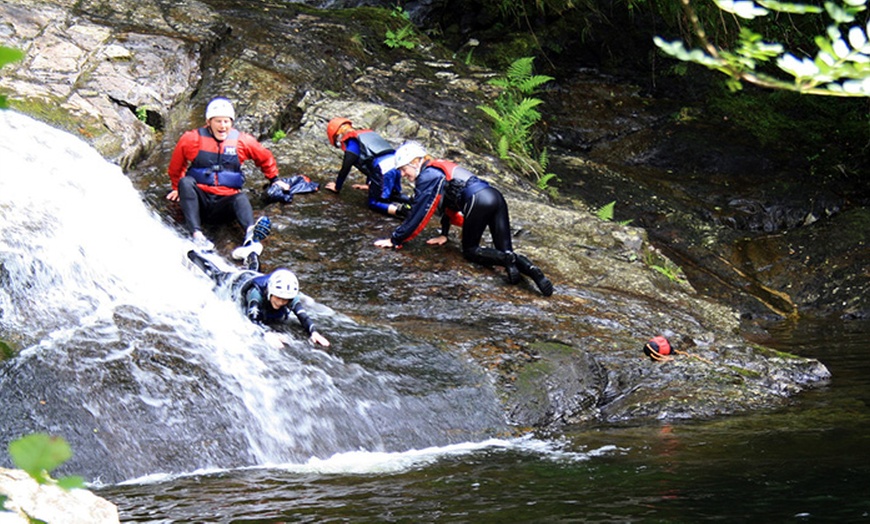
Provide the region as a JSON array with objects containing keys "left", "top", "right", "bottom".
[
  {"left": 374, "top": 142, "right": 554, "bottom": 297},
  {"left": 324, "top": 117, "right": 411, "bottom": 217},
  {"left": 186, "top": 250, "right": 330, "bottom": 346}
]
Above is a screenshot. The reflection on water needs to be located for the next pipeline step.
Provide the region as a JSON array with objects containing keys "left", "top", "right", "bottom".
[{"left": 101, "top": 317, "right": 870, "bottom": 522}]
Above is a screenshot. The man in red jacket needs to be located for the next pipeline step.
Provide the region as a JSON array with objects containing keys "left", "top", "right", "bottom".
[{"left": 166, "top": 97, "right": 288, "bottom": 260}]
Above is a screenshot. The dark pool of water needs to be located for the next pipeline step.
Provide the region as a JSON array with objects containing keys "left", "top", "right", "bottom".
[{"left": 99, "top": 316, "right": 869, "bottom": 522}]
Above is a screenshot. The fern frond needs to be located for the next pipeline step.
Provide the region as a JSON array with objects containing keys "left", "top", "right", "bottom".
[
  {"left": 596, "top": 201, "right": 616, "bottom": 221},
  {"left": 507, "top": 57, "right": 535, "bottom": 81},
  {"left": 497, "top": 135, "right": 510, "bottom": 159},
  {"left": 538, "top": 147, "right": 549, "bottom": 171},
  {"left": 512, "top": 97, "right": 544, "bottom": 117},
  {"left": 477, "top": 104, "right": 502, "bottom": 122},
  {"left": 537, "top": 172, "right": 559, "bottom": 189},
  {"left": 518, "top": 75, "right": 555, "bottom": 94}
]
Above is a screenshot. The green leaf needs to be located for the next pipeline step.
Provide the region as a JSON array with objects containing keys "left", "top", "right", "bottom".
[
  {"left": 756, "top": 0, "right": 823, "bottom": 13},
  {"left": 57, "top": 475, "right": 85, "bottom": 490},
  {"left": 596, "top": 201, "right": 616, "bottom": 221},
  {"left": 8, "top": 434, "right": 72, "bottom": 484},
  {"left": 0, "top": 46, "right": 24, "bottom": 68},
  {"left": 537, "top": 172, "right": 559, "bottom": 189},
  {"left": 538, "top": 147, "right": 550, "bottom": 171},
  {"left": 507, "top": 57, "right": 535, "bottom": 80},
  {"left": 518, "top": 75, "right": 555, "bottom": 94},
  {"left": 477, "top": 104, "right": 501, "bottom": 122},
  {"left": 825, "top": 1, "right": 857, "bottom": 23}
]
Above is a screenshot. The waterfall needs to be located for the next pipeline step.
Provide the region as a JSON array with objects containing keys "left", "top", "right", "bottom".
[{"left": 0, "top": 111, "right": 506, "bottom": 484}]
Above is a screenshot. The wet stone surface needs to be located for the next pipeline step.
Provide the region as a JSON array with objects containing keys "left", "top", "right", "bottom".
[{"left": 0, "top": 0, "right": 838, "bottom": 429}]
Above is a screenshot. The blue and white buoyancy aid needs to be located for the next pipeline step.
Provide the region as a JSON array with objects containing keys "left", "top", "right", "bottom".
[{"left": 342, "top": 129, "right": 395, "bottom": 177}]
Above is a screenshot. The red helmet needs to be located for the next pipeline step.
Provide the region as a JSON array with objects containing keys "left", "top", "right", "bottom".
[
  {"left": 326, "top": 117, "right": 352, "bottom": 147},
  {"left": 643, "top": 335, "right": 672, "bottom": 361}
]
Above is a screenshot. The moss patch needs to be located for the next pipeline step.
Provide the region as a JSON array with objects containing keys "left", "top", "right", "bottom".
[
  {"left": 0, "top": 339, "right": 14, "bottom": 361},
  {"left": 10, "top": 97, "right": 106, "bottom": 142}
]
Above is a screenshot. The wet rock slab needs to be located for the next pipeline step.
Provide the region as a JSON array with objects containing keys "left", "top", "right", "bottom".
[{"left": 0, "top": 0, "right": 832, "bottom": 429}]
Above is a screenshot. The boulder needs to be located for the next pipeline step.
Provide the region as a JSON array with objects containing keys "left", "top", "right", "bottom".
[{"left": 0, "top": 468, "right": 119, "bottom": 524}]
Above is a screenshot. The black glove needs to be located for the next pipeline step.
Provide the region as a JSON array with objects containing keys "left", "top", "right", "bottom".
[
  {"left": 396, "top": 202, "right": 412, "bottom": 218},
  {"left": 247, "top": 304, "right": 262, "bottom": 324}
]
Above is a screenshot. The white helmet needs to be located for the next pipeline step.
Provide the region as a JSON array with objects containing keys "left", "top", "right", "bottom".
[
  {"left": 267, "top": 269, "right": 299, "bottom": 300},
  {"left": 393, "top": 141, "right": 426, "bottom": 168},
  {"left": 205, "top": 97, "right": 235, "bottom": 121}
]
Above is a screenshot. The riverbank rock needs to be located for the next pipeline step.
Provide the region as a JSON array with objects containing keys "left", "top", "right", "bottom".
[
  {"left": 0, "top": 0, "right": 832, "bottom": 432},
  {"left": 0, "top": 468, "right": 119, "bottom": 523}
]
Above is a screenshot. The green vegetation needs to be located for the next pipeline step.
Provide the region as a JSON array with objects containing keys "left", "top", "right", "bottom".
[
  {"left": 0, "top": 46, "right": 24, "bottom": 108},
  {"left": 135, "top": 105, "right": 157, "bottom": 133},
  {"left": 2, "top": 434, "right": 84, "bottom": 519},
  {"left": 654, "top": 0, "right": 870, "bottom": 97},
  {"left": 536, "top": 172, "right": 559, "bottom": 195},
  {"left": 596, "top": 201, "right": 633, "bottom": 226},
  {"left": 8, "top": 96, "right": 106, "bottom": 141},
  {"left": 644, "top": 249, "right": 686, "bottom": 282},
  {"left": 384, "top": 5, "right": 418, "bottom": 50},
  {"left": 7, "top": 433, "right": 83, "bottom": 489},
  {"left": 272, "top": 129, "right": 287, "bottom": 142},
  {"left": 478, "top": 56, "right": 559, "bottom": 190},
  {"left": 0, "top": 339, "right": 14, "bottom": 360}
]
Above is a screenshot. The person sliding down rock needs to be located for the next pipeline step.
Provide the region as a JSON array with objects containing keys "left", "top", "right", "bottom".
[
  {"left": 186, "top": 250, "right": 330, "bottom": 347},
  {"left": 374, "top": 141, "right": 554, "bottom": 297}
]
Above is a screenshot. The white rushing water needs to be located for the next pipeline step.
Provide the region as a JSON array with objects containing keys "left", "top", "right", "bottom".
[{"left": 0, "top": 111, "right": 384, "bottom": 472}]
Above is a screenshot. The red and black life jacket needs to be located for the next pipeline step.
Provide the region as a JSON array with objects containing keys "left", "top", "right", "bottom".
[
  {"left": 185, "top": 128, "right": 244, "bottom": 189},
  {"left": 428, "top": 159, "right": 490, "bottom": 226}
]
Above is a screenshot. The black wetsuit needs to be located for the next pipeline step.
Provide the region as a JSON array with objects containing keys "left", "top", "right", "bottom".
[{"left": 186, "top": 251, "right": 318, "bottom": 334}]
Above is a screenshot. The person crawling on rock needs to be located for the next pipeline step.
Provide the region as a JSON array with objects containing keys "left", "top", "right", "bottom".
[
  {"left": 186, "top": 250, "right": 331, "bottom": 347},
  {"left": 323, "top": 117, "right": 412, "bottom": 217},
  {"left": 373, "top": 141, "right": 554, "bottom": 297}
]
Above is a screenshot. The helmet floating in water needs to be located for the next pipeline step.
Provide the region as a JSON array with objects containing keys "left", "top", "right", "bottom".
[
  {"left": 268, "top": 269, "right": 299, "bottom": 300},
  {"left": 326, "top": 117, "right": 352, "bottom": 147},
  {"left": 206, "top": 97, "right": 235, "bottom": 121},
  {"left": 393, "top": 141, "right": 426, "bottom": 168}
]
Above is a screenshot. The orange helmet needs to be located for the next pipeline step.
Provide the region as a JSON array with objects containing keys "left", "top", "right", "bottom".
[{"left": 326, "top": 117, "right": 352, "bottom": 147}]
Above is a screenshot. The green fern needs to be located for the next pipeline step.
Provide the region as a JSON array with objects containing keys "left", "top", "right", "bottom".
[
  {"left": 537, "top": 172, "right": 559, "bottom": 189},
  {"left": 384, "top": 5, "right": 417, "bottom": 50},
  {"left": 384, "top": 24, "right": 416, "bottom": 49},
  {"left": 644, "top": 250, "right": 686, "bottom": 282},
  {"left": 478, "top": 56, "right": 556, "bottom": 191},
  {"left": 596, "top": 201, "right": 633, "bottom": 225},
  {"left": 539, "top": 147, "right": 549, "bottom": 167},
  {"left": 596, "top": 201, "right": 616, "bottom": 221}
]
